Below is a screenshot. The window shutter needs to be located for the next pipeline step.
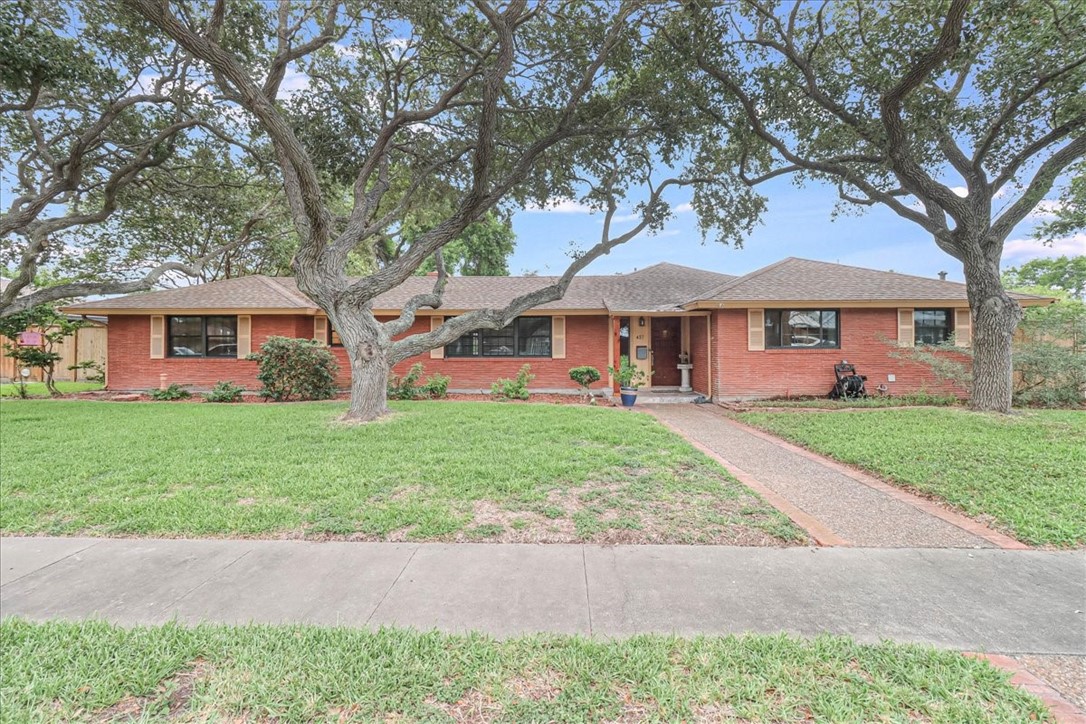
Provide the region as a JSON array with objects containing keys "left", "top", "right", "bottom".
[
  {"left": 313, "top": 314, "right": 328, "bottom": 345},
  {"left": 747, "top": 309, "right": 765, "bottom": 351},
  {"left": 237, "top": 315, "right": 252, "bottom": 358},
  {"left": 150, "top": 315, "right": 165, "bottom": 359},
  {"left": 430, "top": 316, "right": 444, "bottom": 359},
  {"left": 954, "top": 308, "right": 972, "bottom": 347},
  {"left": 552, "top": 316, "right": 566, "bottom": 359},
  {"left": 897, "top": 308, "right": 915, "bottom": 347}
]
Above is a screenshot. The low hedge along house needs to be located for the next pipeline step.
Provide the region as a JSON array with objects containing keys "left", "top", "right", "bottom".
[{"left": 64, "top": 258, "right": 1050, "bottom": 400}]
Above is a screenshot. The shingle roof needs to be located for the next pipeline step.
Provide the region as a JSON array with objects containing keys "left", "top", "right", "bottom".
[
  {"left": 63, "top": 262, "right": 736, "bottom": 314},
  {"left": 62, "top": 257, "right": 1050, "bottom": 314},
  {"left": 64, "top": 275, "right": 318, "bottom": 312},
  {"left": 688, "top": 257, "right": 1049, "bottom": 305}
]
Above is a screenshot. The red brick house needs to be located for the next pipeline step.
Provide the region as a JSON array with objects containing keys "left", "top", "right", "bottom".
[{"left": 63, "top": 258, "right": 1050, "bottom": 399}]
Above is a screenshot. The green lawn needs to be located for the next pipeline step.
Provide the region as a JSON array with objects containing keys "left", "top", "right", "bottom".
[
  {"left": 740, "top": 393, "right": 961, "bottom": 409},
  {"left": 738, "top": 408, "right": 1086, "bottom": 547},
  {"left": 0, "top": 619, "right": 1049, "bottom": 723},
  {"left": 0, "top": 381, "right": 103, "bottom": 397},
  {"left": 0, "top": 400, "right": 803, "bottom": 544}
]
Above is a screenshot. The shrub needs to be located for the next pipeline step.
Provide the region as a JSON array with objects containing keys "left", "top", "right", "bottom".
[
  {"left": 422, "top": 372, "right": 450, "bottom": 399},
  {"left": 204, "top": 380, "right": 245, "bottom": 403},
  {"left": 247, "top": 336, "right": 339, "bottom": 401},
  {"left": 150, "top": 383, "right": 191, "bottom": 401},
  {"left": 1013, "top": 341, "right": 1086, "bottom": 407},
  {"left": 388, "top": 363, "right": 426, "bottom": 400},
  {"left": 491, "top": 364, "right": 534, "bottom": 401},
  {"left": 388, "top": 364, "right": 451, "bottom": 400},
  {"left": 569, "top": 366, "right": 601, "bottom": 389},
  {"left": 67, "top": 360, "right": 105, "bottom": 384}
]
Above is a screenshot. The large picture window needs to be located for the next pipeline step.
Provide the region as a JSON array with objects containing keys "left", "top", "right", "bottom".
[
  {"left": 167, "top": 315, "right": 238, "bottom": 357},
  {"left": 765, "top": 309, "right": 839, "bottom": 348},
  {"left": 914, "top": 309, "right": 953, "bottom": 345},
  {"left": 446, "top": 316, "right": 552, "bottom": 358}
]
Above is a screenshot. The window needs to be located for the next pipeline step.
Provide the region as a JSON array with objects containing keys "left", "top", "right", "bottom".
[
  {"left": 765, "top": 309, "right": 839, "bottom": 348},
  {"left": 445, "top": 316, "right": 552, "bottom": 357},
  {"left": 914, "top": 309, "right": 952, "bottom": 345},
  {"left": 327, "top": 320, "right": 342, "bottom": 346},
  {"left": 167, "top": 316, "right": 237, "bottom": 357}
]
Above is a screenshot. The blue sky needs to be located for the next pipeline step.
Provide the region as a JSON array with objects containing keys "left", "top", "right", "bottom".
[{"left": 508, "top": 176, "right": 1082, "bottom": 282}]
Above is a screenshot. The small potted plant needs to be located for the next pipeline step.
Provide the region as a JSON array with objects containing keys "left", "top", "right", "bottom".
[{"left": 608, "top": 355, "right": 647, "bottom": 407}]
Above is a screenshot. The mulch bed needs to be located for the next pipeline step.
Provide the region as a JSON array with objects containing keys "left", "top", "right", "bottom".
[{"left": 20, "top": 390, "right": 617, "bottom": 407}]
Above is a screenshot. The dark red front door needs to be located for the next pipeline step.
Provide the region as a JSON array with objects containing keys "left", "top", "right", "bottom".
[{"left": 651, "top": 317, "right": 682, "bottom": 386}]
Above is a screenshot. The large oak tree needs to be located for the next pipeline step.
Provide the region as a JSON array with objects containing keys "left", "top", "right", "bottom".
[
  {"left": 669, "top": 0, "right": 1084, "bottom": 412},
  {"left": 127, "top": 0, "right": 748, "bottom": 421}
]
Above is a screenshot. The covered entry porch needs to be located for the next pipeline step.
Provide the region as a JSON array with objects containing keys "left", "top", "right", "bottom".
[{"left": 608, "top": 313, "right": 712, "bottom": 396}]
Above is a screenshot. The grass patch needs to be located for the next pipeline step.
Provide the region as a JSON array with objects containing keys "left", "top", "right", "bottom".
[
  {"left": 741, "top": 393, "right": 961, "bottom": 409},
  {"left": 0, "top": 400, "right": 802, "bottom": 545},
  {"left": 0, "top": 618, "right": 1049, "bottom": 723},
  {"left": 0, "top": 381, "right": 103, "bottom": 398},
  {"left": 738, "top": 408, "right": 1086, "bottom": 547}
]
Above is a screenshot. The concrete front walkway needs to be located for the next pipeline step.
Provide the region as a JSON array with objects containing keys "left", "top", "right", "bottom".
[
  {"left": 646, "top": 405, "right": 1011, "bottom": 548},
  {"left": 2, "top": 537, "right": 1083, "bottom": 654}
]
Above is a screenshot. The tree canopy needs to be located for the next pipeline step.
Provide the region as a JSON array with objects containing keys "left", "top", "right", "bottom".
[
  {"left": 661, "top": 0, "right": 1084, "bottom": 411},
  {"left": 0, "top": 0, "right": 269, "bottom": 314},
  {"left": 1004, "top": 256, "right": 1086, "bottom": 300}
]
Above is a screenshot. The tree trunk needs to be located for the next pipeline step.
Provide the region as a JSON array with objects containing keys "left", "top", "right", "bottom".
[
  {"left": 335, "top": 311, "right": 392, "bottom": 422},
  {"left": 964, "top": 251, "right": 1021, "bottom": 413}
]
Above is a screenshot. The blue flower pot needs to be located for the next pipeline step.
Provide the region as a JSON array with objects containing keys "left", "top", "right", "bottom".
[{"left": 619, "top": 387, "right": 638, "bottom": 407}]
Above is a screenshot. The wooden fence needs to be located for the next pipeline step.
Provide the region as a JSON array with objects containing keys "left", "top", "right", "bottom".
[{"left": 0, "top": 324, "right": 107, "bottom": 382}]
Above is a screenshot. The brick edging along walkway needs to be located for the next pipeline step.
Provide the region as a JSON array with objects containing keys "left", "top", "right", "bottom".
[
  {"left": 714, "top": 410, "right": 1029, "bottom": 551},
  {"left": 965, "top": 653, "right": 1086, "bottom": 723}
]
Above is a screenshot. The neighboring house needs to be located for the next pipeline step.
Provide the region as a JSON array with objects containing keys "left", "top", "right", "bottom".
[{"left": 62, "top": 258, "right": 1051, "bottom": 399}]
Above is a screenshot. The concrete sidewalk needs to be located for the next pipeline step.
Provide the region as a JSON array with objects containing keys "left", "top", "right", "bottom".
[{"left": 2, "top": 537, "right": 1083, "bottom": 654}]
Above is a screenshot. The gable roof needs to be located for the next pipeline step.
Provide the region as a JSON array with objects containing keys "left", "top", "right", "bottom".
[{"left": 684, "top": 257, "right": 1050, "bottom": 308}]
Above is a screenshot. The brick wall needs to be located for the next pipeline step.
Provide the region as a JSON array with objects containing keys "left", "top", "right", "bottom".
[
  {"left": 710, "top": 308, "right": 969, "bottom": 399},
  {"left": 106, "top": 314, "right": 313, "bottom": 390},
  {"left": 688, "top": 315, "right": 711, "bottom": 396},
  {"left": 361, "top": 314, "right": 612, "bottom": 392},
  {"left": 108, "top": 313, "right": 611, "bottom": 393}
]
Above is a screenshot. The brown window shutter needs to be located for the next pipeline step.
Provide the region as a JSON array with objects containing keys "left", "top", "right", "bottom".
[
  {"left": 313, "top": 314, "right": 328, "bottom": 345},
  {"left": 237, "top": 315, "right": 252, "bottom": 358},
  {"left": 430, "top": 316, "right": 444, "bottom": 359},
  {"left": 954, "top": 308, "right": 972, "bottom": 347},
  {"left": 150, "top": 315, "right": 165, "bottom": 359},
  {"left": 897, "top": 309, "right": 915, "bottom": 347},
  {"left": 747, "top": 309, "right": 765, "bottom": 351},
  {"left": 552, "top": 316, "right": 566, "bottom": 359}
]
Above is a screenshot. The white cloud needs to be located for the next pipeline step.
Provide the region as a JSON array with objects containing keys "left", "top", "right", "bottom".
[
  {"left": 674, "top": 202, "right": 694, "bottom": 213},
  {"left": 277, "top": 69, "right": 312, "bottom": 96},
  {"left": 523, "top": 198, "right": 596, "bottom": 213},
  {"left": 1025, "top": 199, "right": 1066, "bottom": 221},
  {"left": 1001, "top": 233, "right": 1086, "bottom": 263}
]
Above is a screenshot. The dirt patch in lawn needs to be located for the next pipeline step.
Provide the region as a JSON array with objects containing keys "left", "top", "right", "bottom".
[
  {"left": 505, "top": 669, "right": 566, "bottom": 702},
  {"left": 90, "top": 659, "right": 210, "bottom": 721},
  {"left": 449, "top": 477, "right": 805, "bottom": 546},
  {"left": 425, "top": 688, "right": 504, "bottom": 721}
]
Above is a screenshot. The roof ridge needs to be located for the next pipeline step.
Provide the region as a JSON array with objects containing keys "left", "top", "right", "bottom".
[
  {"left": 255, "top": 275, "right": 317, "bottom": 308},
  {"left": 691, "top": 257, "right": 796, "bottom": 301},
  {"left": 787, "top": 257, "right": 969, "bottom": 287}
]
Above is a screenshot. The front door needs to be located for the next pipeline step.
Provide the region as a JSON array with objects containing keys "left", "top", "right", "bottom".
[{"left": 650, "top": 317, "right": 682, "bottom": 386}]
